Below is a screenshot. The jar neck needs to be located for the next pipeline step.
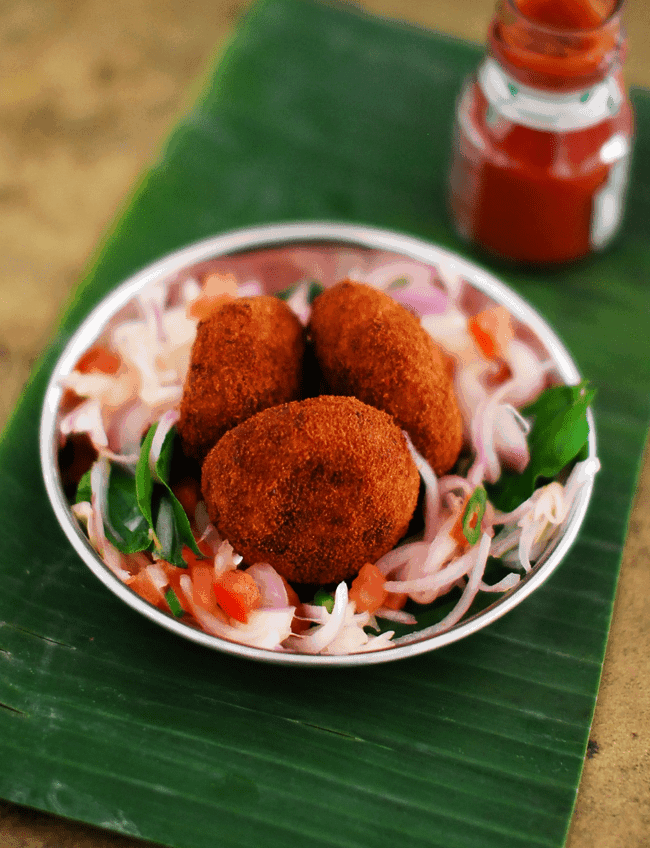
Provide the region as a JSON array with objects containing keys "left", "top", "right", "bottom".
[{"left": 488, "top": 0, "right": 626, "bottom": 92}]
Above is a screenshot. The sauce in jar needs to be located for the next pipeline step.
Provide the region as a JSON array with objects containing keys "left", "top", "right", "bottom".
[{"left": 448, "top": 0, "right": 633, "bottom": 265}]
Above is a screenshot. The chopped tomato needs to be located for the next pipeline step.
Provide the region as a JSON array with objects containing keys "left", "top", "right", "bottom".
[
  {"left": 182, "top": 538, "right": 212, "bottom": 567},
  {"left": 127, "top": 569, "right": 167, "bottom": 609},
  {"left": 468, "top": 306, "right": 514, "bottom": 360},
  {"left": 214, "top": 570, "right": 261, "bottom": 623},
  {"left": 349, "top": 563, "right": 388, "bottom": 614},
  {"left": 290, "top": 605, "right": 313, "bottom": 635},
  {"left": 76, "top": 345, "right": 121, "bottom": 375},
  {"left": 172, "top": 476, "right": 202, "bottom": 522},
  {"left": 183, "top": 540, "right": 218, "bottom": 613},
  {"left": 187, "top": 272, "right": 238, "bottom": 321},
  {"left": 381, "top": 591, "right": 409, "bottom": 611}
]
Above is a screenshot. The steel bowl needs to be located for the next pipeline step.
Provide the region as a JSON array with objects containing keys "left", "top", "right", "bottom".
[{"left": 40, "top": 222, "right": 597, "bottom": 666}]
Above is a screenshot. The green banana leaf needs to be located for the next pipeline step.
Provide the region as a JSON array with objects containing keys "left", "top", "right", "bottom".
[{"left": 1, "top": 1, "right": 649, "bottom": 846}]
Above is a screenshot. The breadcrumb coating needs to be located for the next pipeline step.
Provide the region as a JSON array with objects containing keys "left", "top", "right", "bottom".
[
  {"left": 309, "top": 280, "right": 463, "bottom": 475},
  {"left": 178, "top": 296, "right": 305, "bottom": 460},
  {"left": 201, "top": 396, "right": 420, "bottom": 584}
]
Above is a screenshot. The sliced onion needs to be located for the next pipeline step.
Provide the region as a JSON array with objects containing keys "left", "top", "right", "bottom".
[
  {"left": 502, "top": 340, "right": 552, "bottom": 407},
  {"left": 406, "top": 436, "right": 440, "bottom": 541},
  {"left": 385, "top": 541, "right": 478, "bottom": 595},
  {"left": 146, "top": 563, "right": 169, "bottom": 595},
  {"left": 363, "top": 260, "right": 434, "bottom": 291},
  {"left": 479, "top": 573, "right": 520, "bottom": 593},
  {"left": 285, "top": 582, "right": 349, "bottom": 654},
  {"left": 237, "top": 280, "right": 264, "bottom": 297},
  {"left": 426, "top": 533, "right": 490, "bottom": 635},
  {"left": 283, "top": 279, "right": 313, "bottom": 325},
  {"left": 492, "top": 404, "right": 530, "bottom": 475},
  {"left": 375, "top": 607, "right": 418, "bottom": 625},
  {"left": 246, "top": 563, "right": 289, "bottom": 608},
  {"left": 214, "top": 540, "right": 242, "bottom": 574},
  {"left": 375, "top": 541, "right": 429, "bottom": 577},
  {"left": 148, "top": 408, "right": 180, "bottom": 474},
  {"left": 394, "top": 286, "right": 448, "bottom": 315},
  {"left": 355, "top": 631, "right": 396, "bottom": 652},
  {"left": 60, "top": 398, "right": 109, "bottom": 448}
]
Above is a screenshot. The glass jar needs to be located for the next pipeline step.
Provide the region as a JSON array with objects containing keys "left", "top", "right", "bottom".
[{"left": 448, "top": 0, "right": 634, "bottom": 265}]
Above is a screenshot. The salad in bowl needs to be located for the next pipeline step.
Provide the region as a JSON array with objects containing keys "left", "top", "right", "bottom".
[{"left": 40, "top": 223, "right": 598, "bottom": 665}]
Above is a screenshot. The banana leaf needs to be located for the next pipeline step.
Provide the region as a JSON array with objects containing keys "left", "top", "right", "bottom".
[{"left": 1, "top": 1, "right": 649, "bottom": 846}]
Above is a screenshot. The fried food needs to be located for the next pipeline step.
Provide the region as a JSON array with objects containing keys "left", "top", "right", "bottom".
[
  {"left": 201, "top": 395, "right": 420, "bottom": 585},
  {"left": 309, "top": 280, "right": 463, "bottom": 475},
  {"left": 178, "top": 296, "right": 305, "bottom": 460}
]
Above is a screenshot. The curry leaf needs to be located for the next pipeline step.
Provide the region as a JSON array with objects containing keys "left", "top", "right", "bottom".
[
  {"left": 153, "top": 427, "right": 203, "bottom": 559},
  {"left": 487, "top": 381, "right": 596, "bottom": 512},
  {"left": 75, "top": 470, "right": 92, "bottom": 504},
  {"left": 104, "top": 465, "right": 152, "bottom": 555},
  {"left": 135, "top": 423, "right": 157, "bottom": 529},
  {"left": 154, "top": 492, "right": 187, "bottom": 568},
  {"left": 135, "top": 422, "right": 202, "bottom": 562}
]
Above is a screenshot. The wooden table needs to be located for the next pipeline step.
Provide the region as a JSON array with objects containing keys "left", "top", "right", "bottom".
[{"left": 0, "top": 1, "right": 647, "bottom": 846}]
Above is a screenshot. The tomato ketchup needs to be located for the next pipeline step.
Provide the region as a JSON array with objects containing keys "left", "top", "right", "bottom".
[{"left": 448, "top": 0, "right": 633, "bottom": 265}]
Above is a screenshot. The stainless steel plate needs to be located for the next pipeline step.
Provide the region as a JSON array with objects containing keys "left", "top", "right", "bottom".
[{"left": 40, "top": 222, "right": 597, "bottom": 666}]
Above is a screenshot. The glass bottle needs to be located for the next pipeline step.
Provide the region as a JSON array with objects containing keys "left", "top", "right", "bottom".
[{"left": 448, "top": 0, "right": 634, "bottom": 265}]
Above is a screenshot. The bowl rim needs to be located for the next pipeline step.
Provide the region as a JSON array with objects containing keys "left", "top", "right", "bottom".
[{"left": 39, "top": 221, "right": 597, "bottom": 667}]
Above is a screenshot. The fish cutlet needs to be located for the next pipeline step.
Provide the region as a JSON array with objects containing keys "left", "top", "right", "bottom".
[
  {"left": 178, "top": 296, "right": 305, "bottom": 461},
  {"left": 309, "top": 280, "right": 463, "bottom": 475},
  {"left": 201, "top": 396, "right": 420, "bottom": 585}
]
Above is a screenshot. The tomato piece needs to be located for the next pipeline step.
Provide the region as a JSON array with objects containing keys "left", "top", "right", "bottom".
[
  {"left": 468, "top": 306, "right": 514, "bottom": 360},
  {"left": 381, "top": 591, "right": 409, "bottom": 611},
  {"left": 127, "top": 570, "right": 167, "bottom": 610},
  {"left": 290, "top": 604, "right": 313, "bottom": 635},
  {"left": 214, "top": 570, "right": 261, "bottom": 623},
  {"left": 190, "top": 563, "right": 219, "bottom": 614},
  {"left": 187, "top": 272, "right": 238, "bottom": 321},
  {"left": 182, "top": 538, "right": 212, "bottom": 569},
  {"left": 349, "top": 563, "right": 388, "bottom": 614},
  {"left": 76, "top": 346, "right": 121, "bottom": 375}
]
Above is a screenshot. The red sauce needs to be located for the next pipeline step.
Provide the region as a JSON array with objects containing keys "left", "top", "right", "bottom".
[
  {"left": 448, "top": 0, "right": 633, "bottom": 265},
  {"left": 517, "top": 0, "right": 614, "bottom": 31}
]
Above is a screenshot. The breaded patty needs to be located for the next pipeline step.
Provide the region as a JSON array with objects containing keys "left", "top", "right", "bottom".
[
  {"left": 178, "top": 296, "right": 305, "bottom": 460},
  {"left": 309, "top": 280, "right": 463, "bottom": 475},
  {"left": 201, "top": 396, "right": 420, "bottom": 584}
]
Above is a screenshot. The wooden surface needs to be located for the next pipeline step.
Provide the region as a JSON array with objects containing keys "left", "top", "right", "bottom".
[{"left": 0, "top": 1, "right": 648, "bottom": 846}]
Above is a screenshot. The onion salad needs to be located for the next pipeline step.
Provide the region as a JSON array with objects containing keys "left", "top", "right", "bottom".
[{"left": 57, "top": 244, "right": 598, "bottom": 655}]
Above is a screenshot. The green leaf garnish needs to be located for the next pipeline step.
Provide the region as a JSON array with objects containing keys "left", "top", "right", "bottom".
[
  {"left": 135, "top": 423, "right": 203, "bottom": 563},
  {"left": 462, "top": 486, "right": 487, "bottom": 546},
  {"left": 313, "top": 590, "right": 335, "bottom": 613},
  {"left": 135, "top": 424, "right": 157, "bottom": 529},
  {"left": 275, "top": 280, "right": 323, "bottom": 303},
  {"left": 306, "top": 280, "right": 324, "bottom": 303},
  {"left": 487, "top": 381, "right": 595, "bottom": 512},
  {"left": 155, "top": 494, "right": 187, "bottom": 567},
  {"left": 164, "top": 587, "right": 185, "bottom": 618},
  {"left": 77, "top": 464, "right": 151, "bottom": 554},
  {"left": 104, "top": 465, "right": 152, "bottom": 554},
  {"left": 152, "top": 426, "right": 203, "bottom": 559},
  {"left": 76, "top": 470, "right": 92, "bottom": 504}
]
